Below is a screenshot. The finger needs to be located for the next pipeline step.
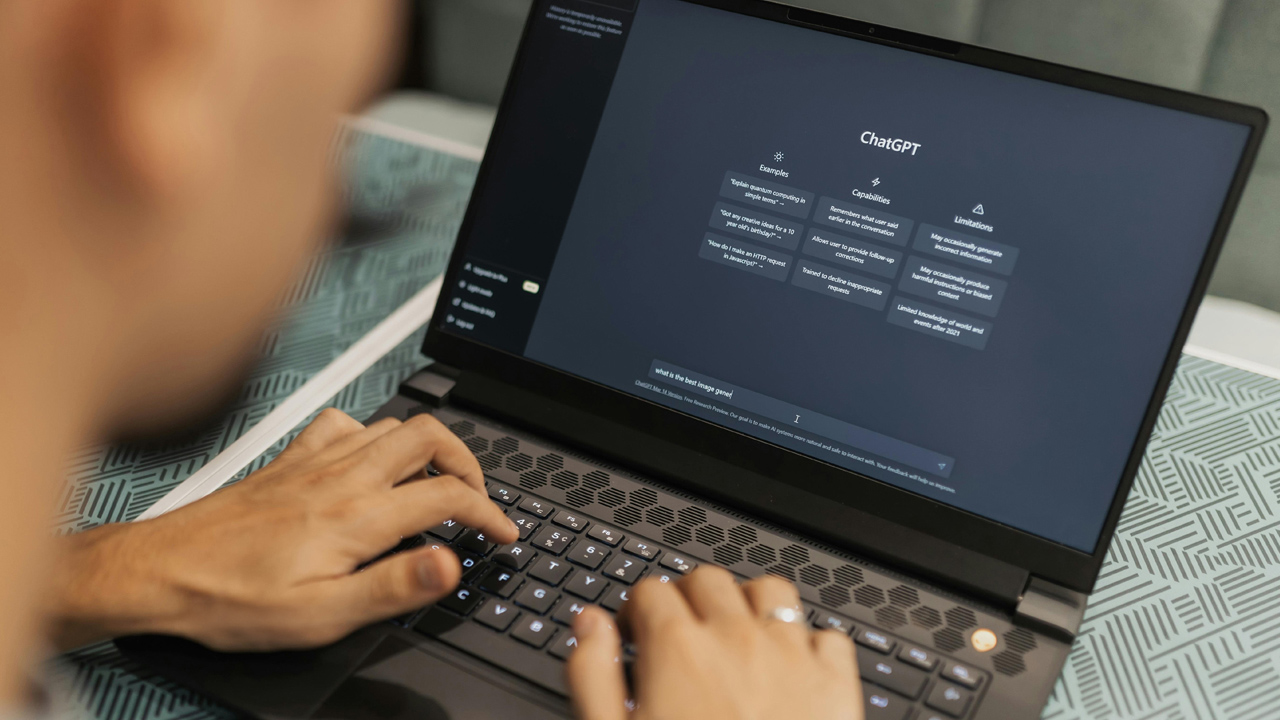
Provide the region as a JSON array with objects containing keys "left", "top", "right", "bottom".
[
  {"left": 616, "top": 576, "right": 696, "bottom": 646},
  {"left": 348, "top": 414, "right": 485, "bottom": 492},
  {"left": 380, "top": 475, "right": 518, "bottom": 545},
  {"left": 567, "top": 607, "right": 628, "bottom": 720},
  {"left": 676, "top": 566, "right": 751, "bottom": 624},
  {"left": 742, "top": 573, "right": 804, "bottom": 620},
  {"left": 316, "top": 546, "right": 462, "bottom": 628},
  {"left": 813, "top": 630, "right": 860, "bottom": 704},
  {"left": 742, "top": 574, "right": 810, "bottom": 650},
  {"left": 285, "top": 408, "right": 366, "bottom": 456},
  {"left": 310, "top": 417, "right": 402, "bottom": 467},
  {"left": 812, "top": 629, "right": 857, "bottom": 676}
]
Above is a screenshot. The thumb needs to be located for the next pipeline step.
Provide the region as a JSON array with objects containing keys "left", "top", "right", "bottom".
[
  {"left": 323, "top": 547, "right": 462, "bottom": 626},
  {"left": 566, "top": 607, "right": 628, "bottom": 720}
]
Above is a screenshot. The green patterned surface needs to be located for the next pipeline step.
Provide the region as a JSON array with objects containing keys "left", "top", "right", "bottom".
[
  {"left": 1043, "top": 357, "right": 1280, "bottom": 720},
  {"left": 49, "top": 130, "right": 1280, "bottom": 720}
]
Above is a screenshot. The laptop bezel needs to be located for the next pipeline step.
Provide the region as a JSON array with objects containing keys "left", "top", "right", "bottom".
[{"left": 420, "top": 0, "right": 1268, "bottom": 594}]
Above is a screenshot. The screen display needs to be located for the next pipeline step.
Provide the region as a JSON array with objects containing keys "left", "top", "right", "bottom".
[{"left": 438, "top": 0, "right": 1251, "bottom": 552}]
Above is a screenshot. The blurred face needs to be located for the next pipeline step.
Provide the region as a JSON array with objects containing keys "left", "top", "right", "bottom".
[{"left": 104, "top": 1, "right": 401, "bottom": 436}]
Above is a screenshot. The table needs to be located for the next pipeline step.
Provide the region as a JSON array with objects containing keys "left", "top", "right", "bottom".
[{"left": 50, "top": 129, "right": 1280, "bottom": 720}]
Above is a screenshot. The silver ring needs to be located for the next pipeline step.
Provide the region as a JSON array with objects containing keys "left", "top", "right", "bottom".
[{"left": 767, "top": 606, "right": 805, "bottom": 625}]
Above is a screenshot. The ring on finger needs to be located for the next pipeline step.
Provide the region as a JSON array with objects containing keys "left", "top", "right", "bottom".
[{"left": 766, "top": 605, "right": 806, "bottom": 626}]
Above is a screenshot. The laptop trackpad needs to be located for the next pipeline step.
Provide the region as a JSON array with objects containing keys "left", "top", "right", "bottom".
[{"left": 313, "top": 638, "right": 568, "bottom": 720}]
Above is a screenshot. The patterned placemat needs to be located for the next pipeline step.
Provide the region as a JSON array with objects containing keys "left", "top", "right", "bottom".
[
  {"left": 47, "top": 131, "right": 1280, "bottom": 720},
  {"left": 1044, "top": 356, "right": 1280, "bottom": 720}
]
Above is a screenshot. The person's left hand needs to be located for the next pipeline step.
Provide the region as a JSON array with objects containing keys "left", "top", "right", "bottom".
[{"left": 46, "top": 408, "right": 518, "bottom": 651}]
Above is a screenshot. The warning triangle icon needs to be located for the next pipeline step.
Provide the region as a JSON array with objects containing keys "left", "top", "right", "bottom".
[{"left": 972, "top": 204, "right": 985, "bottom": 215}]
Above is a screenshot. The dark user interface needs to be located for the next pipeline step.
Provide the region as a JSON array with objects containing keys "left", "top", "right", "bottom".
[{"left": 439, "top": 0, "right": 1251, "bottom": 552}]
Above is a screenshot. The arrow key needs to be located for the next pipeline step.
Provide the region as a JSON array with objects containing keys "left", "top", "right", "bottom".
[{"left": 474, "top": 599, "right": 519, "bottom": 632}]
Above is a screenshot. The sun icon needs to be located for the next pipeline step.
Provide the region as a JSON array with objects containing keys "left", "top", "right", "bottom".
[{"left": 774, "top": 152, "right": 785, "bottom": 162}]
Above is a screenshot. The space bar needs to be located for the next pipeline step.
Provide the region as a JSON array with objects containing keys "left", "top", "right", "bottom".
[{"left": 416, "top": 609, "right": 568, "bottom": 696}]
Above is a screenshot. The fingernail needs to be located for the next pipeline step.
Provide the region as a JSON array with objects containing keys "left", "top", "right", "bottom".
[
  {"left": 575, "top": 609, "right": 603, "bottom": 639},
  {"left": 416, "top": 554, "right": 447, "bottom": 593}
]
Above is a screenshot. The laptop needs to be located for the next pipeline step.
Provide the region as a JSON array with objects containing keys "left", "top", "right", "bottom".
[{"left": 118, "top": 1, "right": 1268, "bottom": 718}]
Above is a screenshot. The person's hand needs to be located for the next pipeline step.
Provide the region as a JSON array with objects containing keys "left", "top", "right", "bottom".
[
  {"left": 48, "top": 409, "right": 517, "bottom": 651},
  {"left": 567, "top": 567, "right": 864, "bottom": 720}
]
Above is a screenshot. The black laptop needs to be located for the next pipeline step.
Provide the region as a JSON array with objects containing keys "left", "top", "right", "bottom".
[{"left": 119, "top": 1, "right": 1268, "bottom": 718}]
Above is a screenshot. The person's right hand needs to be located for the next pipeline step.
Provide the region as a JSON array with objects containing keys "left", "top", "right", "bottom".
[{"left": 567, "top": 567, "right": 864, "bottom": 720}]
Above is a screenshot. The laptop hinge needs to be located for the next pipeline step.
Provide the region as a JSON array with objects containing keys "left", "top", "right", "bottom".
[
  {"left": 399, "top": 364, "right": 461, "bottom": 407},
  {"left": 1015, "top": 577, "right": 1088, "bottom": 642}
]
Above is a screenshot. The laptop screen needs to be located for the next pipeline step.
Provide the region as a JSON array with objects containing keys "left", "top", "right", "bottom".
[{"left": 436, "top": 0, "right": 1253, "bottom": 553}]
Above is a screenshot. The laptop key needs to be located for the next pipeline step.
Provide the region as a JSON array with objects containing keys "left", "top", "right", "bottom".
[
  {"left": 942, "top": 661, "right": 983, "bottom": 689},
  {"left": 455, "top": 550, "right": 484, "bottom": 574},
  {"left": 478, "top": 567, "right": 521, "bottom": 599},
  {"left": 518, "top": 497, "right": 555, "bottom": 518},
  {"left": 855, "top": 628, "right": 896, "bottom": 655},
  {"left": 812, "top": 611, "right": 855, "bottom": 635},
  {"left": 528, "top": 555, "right": 572, "bottom": 585},
  {"left": 491, "top": 543, "right": 534, "bottom": 570},
  {"left": 926, "top": 681, "right": 974, "bottom": 717},
  {"left": 565, "top": 570, "right": 607, "bottom": 601},
  {"left": 568, "top": 541, "right": 609, "bottom": 570},
  {"left": 857, "top": 654, "right": 928, "bottom": 700},
  {"left": 428, "top": 519, "right": 462, "bottom": 541},
  {"left": 552, "top": 599, "right": 589, "bottom": 625},
  {"left": 898, "top": 645, "right": 939, "bottom": 671},
  {"left": 515, "top": 582, "right": 558, "bottom": 614},
  {"left": 532, "top": 527, "right": 574, "bottom": 555},
  {"left": 649, "top": 570, "right": 678, "bottom": 584},
  {"left": 548, "top": 631, "right": 579, "bottom": 660},
  {"left": 510, "top": 615, "right": 556, "bottom": 649},
  {"left": 508, "top": 512, "right": 540, "bottom": 540},
  {"left": 587, "top": 525, "right": 623, "bottom": 546},
  {"left": 862, "top": 684, "right": 911, "bottom": 720},
  {"left": 456, "top": 529, "right": 495, "bottom": 555},
  {"left": 603, "top": 555, "right": 644, "bottom": 584},
  {"left": 601, "top": 584, "right": 632, "bottom": 611},
  {"left": 474, "top": 599, "right": 518, "bottom": 632},
  {"left": 623, "top": 538, "right": 658, "bottom": 560},
  {"left": 487, "top": 485, "right": 519, "bottom": 506},
  {"left": 658, "top": 553, "right": 696, "bottom": 573},
  {"left": 438, "top": 585, "right": 482, "bottom": 616},
  {"left": 553, "top": 511, "right": 589, "bottom": 532}
]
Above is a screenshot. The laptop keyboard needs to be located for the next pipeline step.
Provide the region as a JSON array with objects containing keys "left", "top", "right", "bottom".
[{"left": 394, "top": 479, "right": 989, "bottom": 720}]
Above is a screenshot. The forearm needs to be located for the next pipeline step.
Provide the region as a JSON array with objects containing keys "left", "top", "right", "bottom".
[{"left": 46, "top": 523, "right": 189, "bottom": 651}]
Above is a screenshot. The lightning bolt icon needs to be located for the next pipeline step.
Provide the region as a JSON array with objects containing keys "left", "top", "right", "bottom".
[{"left": 871, "top": 178, "right": 881, "bottom": 187}]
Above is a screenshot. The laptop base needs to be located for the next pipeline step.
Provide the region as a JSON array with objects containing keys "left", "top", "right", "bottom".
[{"left": 121, "top": 381, "right": 1076, "bottom": 720}]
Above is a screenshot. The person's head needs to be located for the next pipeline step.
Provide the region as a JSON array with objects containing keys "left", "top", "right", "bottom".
[{"left": 0, "top": 0, "right": 400, "bottom": 437}]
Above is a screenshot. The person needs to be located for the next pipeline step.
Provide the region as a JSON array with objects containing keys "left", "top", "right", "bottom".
[{"left": 0, "top": 2, "right": 863, "bottom": 718}]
